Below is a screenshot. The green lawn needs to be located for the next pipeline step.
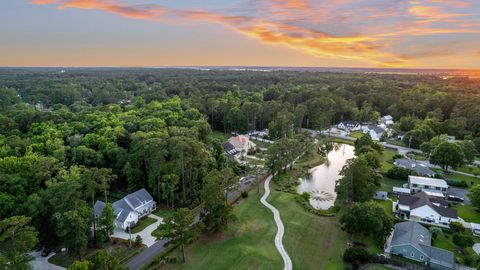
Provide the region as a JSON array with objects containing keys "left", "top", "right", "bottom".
[
  {"left": 432, "top": 230, "right": 480, "bottom": 267},
  {"left": 375, "top": 199, "right": 393, "bottom": 218},
  {"left": 350, "top": 131, "right": 364, "bottom": 139},
  {"left": 452, "top": 204, "right": 480, "bottom": 223},
  {"left": 245, "top": 156, "right": 266, "bottom": 166},
  {"left": 437, "top": 170, "right": 480, "bottom": 187},
  {"left": 131, "top": 217, "right": 157, "bottom": 234},
  {"left": 379, "top": 176, "right": 406, "bottom": 192},
  {"left": 456, "top": 166, "right": 480, "bottom": 176},
  {"left": 379, "top": 149, "right": 398, "bottom": 172},
  {"left": 162, "top": 188, "right": 348, "bottom": 270}
]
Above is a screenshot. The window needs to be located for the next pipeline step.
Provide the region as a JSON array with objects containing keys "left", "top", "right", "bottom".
[
  {"left": 420, "top": 255, "right": 424, "bottom": 260},
  {"left": 412, "top": 184, "right": 418, "bottom": 187},
  {"left": 411, "top": 252, "right": 414, "bottom": 257}
]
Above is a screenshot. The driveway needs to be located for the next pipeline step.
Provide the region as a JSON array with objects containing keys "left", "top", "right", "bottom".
[
  {"left": 448, "top": 187, "right": 470, "bottom": 204},
  {"left": 29, "top": 251, "right": 65, "bottom": 270},
  {"left": 112, "top": 214, "right": 163, "bottom": 247}
]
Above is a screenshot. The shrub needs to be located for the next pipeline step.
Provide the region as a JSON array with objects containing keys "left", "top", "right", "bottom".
[
  {"left": 134, "top": 235, "right": 143, "bottom": 247},
  {"left": 386, "top": 167, "right": 410, "bottom": 180},
  {"left": 301, "top": 192, "right": 311, "bottom": 201},
  {"left": 241, "top": 191, "right": 248, "bottom": 198},
  {"left": 449, "top": 221, "right": 465, "bottom": 233},
  {"left": 429, "top": 227, "right": 443, "bottom": 240},
  {"left": 447, "top": 180, "right": 468, "bottom": 188},
  {"left": 453, "top": 233, "right": 474, "bottom": 248},
  {"left": 343, "top": 247, "right": 370, "bottom": 264}
]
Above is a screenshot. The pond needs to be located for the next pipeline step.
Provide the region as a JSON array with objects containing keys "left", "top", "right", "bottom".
[{"left": 297, "top": 143, "right": 355, "bottom": 209}]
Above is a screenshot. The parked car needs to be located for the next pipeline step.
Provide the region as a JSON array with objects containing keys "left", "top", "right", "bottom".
[
  {"left": 448, "top": 195, "right": 464, "bottom": 202},
  {"left": 41, "top": 247, "right": 53, "bottom": 257}
]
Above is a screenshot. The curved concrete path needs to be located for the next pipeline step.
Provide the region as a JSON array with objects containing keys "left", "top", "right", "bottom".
[{"left": 260, "top": 175, "right": 293, "bottom": 270}]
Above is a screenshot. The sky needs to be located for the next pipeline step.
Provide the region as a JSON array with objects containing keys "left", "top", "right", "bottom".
[{"left": 1, "top": 0, "right": 480, "bottom": 68}]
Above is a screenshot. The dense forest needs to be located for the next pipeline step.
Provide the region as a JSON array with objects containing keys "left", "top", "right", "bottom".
[{"left": 0, "top": 68, "right": 479, "bottom": 267}]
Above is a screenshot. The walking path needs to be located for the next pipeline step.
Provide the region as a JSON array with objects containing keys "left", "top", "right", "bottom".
[{"left": 260, "top": 175, "right": 293, "bottom": 270}]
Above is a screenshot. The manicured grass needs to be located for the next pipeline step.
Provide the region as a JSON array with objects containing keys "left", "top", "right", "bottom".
[
  {"left": 379, "top": 176, "right": 406, "bottom": 192},
  {"left": 452, "top": 204, "right": 480, "bottom": 223},
  {"left": 245, "top": 156, "right": 266, "bottom": 166},
  {"left": 49, "top": 252, "right": 75, "bottom": 268},
  {"left": 432, "top": 230, "right": 480, "bottom": 267},
  {"left": 439, "top": 170, "right": 480, "bottom": 187},
  {"left": 269, "top": 190, "right": 348, "bottom": 270},
  {"left": 379, "top": 149, "right": 398, "bottom": 172},
  {"left": 162, "top": 188, "right": 348, "bottom": 270},
  {"left": 350, "top": 131, "right": 364, "bottom": 139},
  {"left": 376, "top": 199, "right": 393, "bottom": 218},
  {"left": 131, "top": 217, "right": 157, "bottom": 234},
  {"left": 352, "top": 234, "right": 382, "bottom": 254},
  {"left": 153, "top": 208, "right": 175, "bottom": 219},
  {"left": 456, "top": 166, "right": 480, "bottom": 176}
]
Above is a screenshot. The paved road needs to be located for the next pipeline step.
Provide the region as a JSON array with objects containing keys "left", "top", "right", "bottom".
[
  {"left": 260, "top": 175, "right": 293, "bottom": 270},
  {"left": 125, "top": 238, "right": 170, "bottom": 270},
  {"left": 29, "top": 251, "right": 65, "bottom": 270}
]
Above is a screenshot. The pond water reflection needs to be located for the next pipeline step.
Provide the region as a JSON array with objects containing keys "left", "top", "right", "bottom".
[{"left": 297, "top": 144, "right": 355, "bottom": 209}]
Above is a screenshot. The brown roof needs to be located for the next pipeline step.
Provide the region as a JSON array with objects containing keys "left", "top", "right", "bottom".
[{"left": 398, "top": 192, "right": 457, "bottom": 219}]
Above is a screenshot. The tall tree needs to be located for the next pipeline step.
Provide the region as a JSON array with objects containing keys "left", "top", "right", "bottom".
[
  {"left": 335, "top": 157, "right": 377, "bottom": 206},
  {"left": 201, "top": 170, "right": 235, "bottom": 231},
  {"left": 430, "top": 142, "right": 464, "bottom": 170},
  {"left": 0, "top": 216, "right": 38, "bottom": 269},
  {"left": 154, "top": 208, "right": 201, "bottom": 262},
  {"left": 98, "top": 203, "right": 115, "bottom": 241}
]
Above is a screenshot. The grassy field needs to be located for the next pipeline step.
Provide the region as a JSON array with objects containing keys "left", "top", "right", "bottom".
[
  {"left": 131, "top": 217, "right": 157, "bottom": 233},
  {"left": 436, "top": 170, "right": 480, "bottom": 187},
  {"left": 379, "top": 149, "right": 398, "bottom": 172},
  {"left": 432, "top": 230, "right": 480, "bottom": 266},
  {"left": 349, "top": 131, "right": 364, "bottom": 139},
  {"left": 456, "top": 166, "right": 480, "bottom": 176},
  {"left": 379, "top": 176, "right": 406, "bottom": 192},
  {"left": 452, "top": 204, "right": 480, "bottom": 223},
  {"left": 163, "top": 187, "right": 348, "bottom": 270}
]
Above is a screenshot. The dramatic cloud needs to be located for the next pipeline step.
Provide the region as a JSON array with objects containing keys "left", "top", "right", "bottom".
[{"left": 30, "top": 0, "right": 480, "bottom": 67}]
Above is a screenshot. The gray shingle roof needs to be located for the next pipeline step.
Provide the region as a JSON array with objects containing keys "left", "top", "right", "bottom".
[
  {"left": 398, "top": 192, "right": 457, "bottom": 218},
  {"left": 94, "top": 188, "right": 155, "bottom": 225},
  {"left": 391, "top": 221, "right": 455, "bottom": 268},
  {"left": 391, "top": 221, "right": 431, "bottom": 251},
  {"left": 394, "top": 159, "right": 435, "bottom": 176},
  {"left": 222, "top": 141, "right": 240, "bottom": 156},
  {"left": 420, "top": 245, "right": 455, "bottom": 268}
]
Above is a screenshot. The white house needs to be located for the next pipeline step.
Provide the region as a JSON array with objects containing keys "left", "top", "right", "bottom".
[
  {"left": 222, "top": 135, "right": 256, "bottom": 157},
  {"left": 362, "top": 125, "right": 386, "bottom": 141},
  {"left": 337, "top": 121, "right": 361, "bottom": 131},
  {"left": 408, "top": 176, "right": 448, "bottom": 198},
  {"left": 378, "top": 115, "right": 394, "bottom": 127},
  {"left": 94, "top": 188, "right": 156, "bottom": 230},
  {"left": 394, "top": 192, "right": 458, "bottom": 226}
]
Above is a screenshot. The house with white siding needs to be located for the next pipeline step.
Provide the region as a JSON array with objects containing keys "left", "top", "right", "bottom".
[
  {"left": 94, "top": 188, "right": 156, "bottom": 230},
  {"left": 394, "top": 192, "right": 458, "bottom": 226},
  {"left": 408, "top": 176, "right": 448, "bottom": 198}
]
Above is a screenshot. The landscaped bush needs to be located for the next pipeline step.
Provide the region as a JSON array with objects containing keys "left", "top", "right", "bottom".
[
  {"left": 429, "top": 227, "right": 443, "bottom": 240},
  {"left": 449, "top": 221, "right": 465, "bottom": 233},
  {"left": 453, "top": 233, "right": 474, "bottom": 248},
  {"left": 241, "top": 191, "right": 248, "bottom": 198},
  {"left": 446, "top": 180, "right": 468, "bottom": 188},
  {"left": 386, "top": 167, "right": 410, "bottom": 180},
  {"left": 343, "top": 247, "right": 370, "bottom": 265},
  {"left": 134, "top": 235, "right": 143, "bottom": 247},
  {"left": 294, "top": 196, "right": 335, "bottom": 217}
]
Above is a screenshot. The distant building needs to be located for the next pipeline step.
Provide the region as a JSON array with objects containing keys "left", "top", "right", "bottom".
[
  {"left": 362, "top": 125, "right": 386, "bottom": 141},
  {"left": 394, "top": 159, "right": 436, "bottom": 178},
  {"left": 222, "top": 135, "right": 256, "bottom": 157},
  {"left": 408, "top": 176, "right": 448, "bottom": 198},
  {"left": 378, "top": 115, "right": 394, "bottom": 127},
  {"left": 385, "top": 221, "right": 455, "bottom": 269},
  {"left": 394, "top": 192, "right": 458, "bottom": 225},
  {"left": 94, "top": 188, "right": 156, "bottom": 230},
  {"left": 337, "top": 121, "right": 361, "bottom": 131},
  {"left": 374, "top": 191, "right": 388, "bottom": 200}
]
